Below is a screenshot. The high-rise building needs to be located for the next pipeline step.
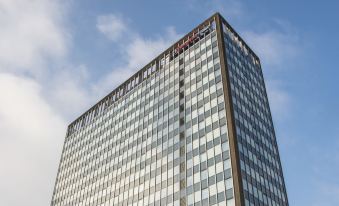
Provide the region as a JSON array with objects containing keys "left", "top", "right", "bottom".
[{"left": 51, "top": 13, "right": 288, "bottom": 206}]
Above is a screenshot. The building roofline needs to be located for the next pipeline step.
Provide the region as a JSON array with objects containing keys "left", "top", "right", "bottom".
[
  {"left": 67, "top": 12, "right": 261, "bottom": 134},
  {"left": 67, "top": 13, "right": 219, "bottom": 132}
]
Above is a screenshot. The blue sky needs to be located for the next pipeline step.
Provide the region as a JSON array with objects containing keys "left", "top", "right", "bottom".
[{"left": 0, "top": 0, "right": 338, "bottom": 205}]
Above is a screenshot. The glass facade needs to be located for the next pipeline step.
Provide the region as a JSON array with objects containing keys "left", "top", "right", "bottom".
[
  {"left": 222, "top": 21, "right": 288, "bottom": 206},
  {"left": 51, "top": 17, "right": 236, "bottom": 206},
  {"left": 181, "top": 29, "right": 234, "bottom": 206},
  {"left": 51, "top": 13, "right": 288, "bottom": 206}
]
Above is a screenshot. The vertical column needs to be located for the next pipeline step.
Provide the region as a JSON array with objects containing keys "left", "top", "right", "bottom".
[
  {"left": 179, "top": 55, "right": 186, "bottom": 206},
  {"left": 215, "top": 13, "right": 244, "bottom": 206}
]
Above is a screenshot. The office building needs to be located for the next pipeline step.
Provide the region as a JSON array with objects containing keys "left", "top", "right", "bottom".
[{"left": 51, "top": 13, "right": 288, "bottom": 206}]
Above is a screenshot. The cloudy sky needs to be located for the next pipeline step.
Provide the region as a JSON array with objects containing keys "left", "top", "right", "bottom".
[{"left": 0, "top": 0, "right": 338, "bottom": 205}]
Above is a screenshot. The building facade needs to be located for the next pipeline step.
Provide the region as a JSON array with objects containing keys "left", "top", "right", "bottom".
[{"left": 51, "top": 13, "right": 288, "bottom": 206}]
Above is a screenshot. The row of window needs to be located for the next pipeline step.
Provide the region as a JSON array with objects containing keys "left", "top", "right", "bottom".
[
  {"left": 222, "top": 21, "right": 288, "bottom": 206},
  {"left": 57, "top": 40, "right": 219, "bottom": 186},
  {"left": 52, "top": 29, "right": 236, "bottom": 206}
]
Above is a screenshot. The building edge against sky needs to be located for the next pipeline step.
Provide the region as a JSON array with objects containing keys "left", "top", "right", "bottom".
[
  {"left": 217, "top": 14, "right": 288, "bottom": 205},
  {"left": 51, "top": 13, "right": 288, "bottom": 206}
]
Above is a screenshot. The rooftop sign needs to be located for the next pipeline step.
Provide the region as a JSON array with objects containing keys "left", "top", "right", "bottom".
[{"left": 174, "top": 25, "right": 212, "bottom": 55}]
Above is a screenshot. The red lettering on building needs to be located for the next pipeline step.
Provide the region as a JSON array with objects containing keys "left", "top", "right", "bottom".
[
  {"left": 174, "top": 25, "right": 211, "bottom": 55},
  {"left": 174, "top": 32, "right": 198, "bottom": 55}
]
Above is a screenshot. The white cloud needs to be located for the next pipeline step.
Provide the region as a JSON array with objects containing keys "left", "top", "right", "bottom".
[
  {"left": 0, "top": 5, "right": 182, "bottom": 205},
  {"left": 0, "top": 0, "right": 67, "bottom": 76},
  {"left": 243, "top": 29, "right": 299, "bottom": 67},
  {"left": 241, "top": 25, "right": 300, "bottom": 120},
  {"left": 97, "top": 14, "right": 127, "bottom": 41},
  {"left": 126, "top": 27, "right": 179, "bottom": 70},
  {"left": 46, "top": 65, "right": 94, "bottom": 119},
  {"left": 0, "top": 73, "right": 66, "bottom": 206},
  {"left": 95, "top": 29, "right": 181, "bottom": 96},
  {"left": 0, "top": 1, "right": 73, "bottom": 206},
  {"left": 266, "top": 80, "right": 291, "bottom": 120},
  {"left": 95, "top": 19, "right": 181, "bottom": 95}
]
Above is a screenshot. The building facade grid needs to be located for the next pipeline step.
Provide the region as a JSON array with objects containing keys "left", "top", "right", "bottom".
[
  {"left": 51, "top": 13, "right": 288, "bottom": 206},
  {"left": 221, "top": 18, "right": 288, "bottom": 206}
]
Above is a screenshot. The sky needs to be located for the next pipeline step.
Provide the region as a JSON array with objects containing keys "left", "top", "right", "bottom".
[{"left": 0, "top": 0, "right": 338, "bottom": 205}]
